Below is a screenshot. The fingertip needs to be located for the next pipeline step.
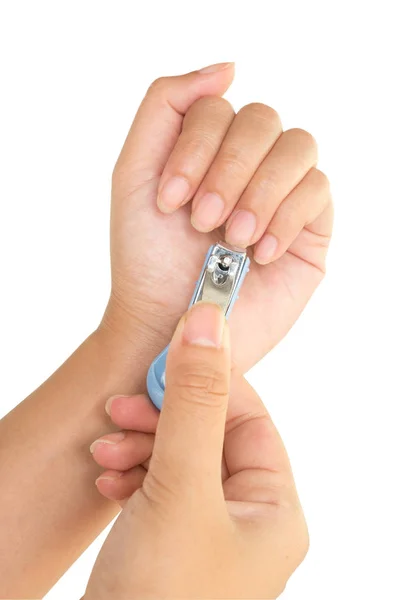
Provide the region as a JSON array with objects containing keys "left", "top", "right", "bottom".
[
  {"left": 254, "top": 234, "right": 279, "bottom": 265},
  {"left": 156, "top": 200, "right": 175, "bottom": 214},
  {"left": 90, "top": 431, "right": 126, "bottom": 456},
  {"left": 253, "top": 255, "right": 274, "bottom": 266},
  {"left": 95, "top": 471, "right": 125, "bottom": 502},
  {"left": 225, "top": 210, "right": 257, "bottom": 249},
  {"left": 180, "top": 302, "right": 226, "bottom": 349},
  {"left": 95, "top": 467, "right": 147, "bottom": 502},
  {"left": 95, "top": 470, "right": 123, "bottom": 487},
  {"left": 181, "top": 61, "right": 235, "bottom": 111},
  {"left": 190, "top": 192, "right": 225, "bottom": 233},
  {"left": 107, "top": 393, "right": 160, "bottom": 433},
  {"left": 197, "top": 61, "right": 235, "bottom": 75},
  {"left": 156, "top": 175, "right": 191, "bottom": 214},
  {"left": 105, "top": 394, "right": 134, "bottom": 417}
]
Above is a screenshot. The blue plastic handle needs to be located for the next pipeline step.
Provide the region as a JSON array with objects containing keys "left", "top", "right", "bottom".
[{"left": 146, "top": 246, "right": 249, "bottom": 410}]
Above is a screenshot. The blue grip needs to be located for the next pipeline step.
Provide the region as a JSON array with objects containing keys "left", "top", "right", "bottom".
[
  {"left": 146, "top": 247, "right": 249, "bottom": 410},
  {"left": 146, "top": 345, "right": 169, "bottom": 410}
]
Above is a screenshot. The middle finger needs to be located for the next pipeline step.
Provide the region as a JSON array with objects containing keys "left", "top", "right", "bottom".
[{"left": 190, "top": 103, "right": 282, "bottom": 232}]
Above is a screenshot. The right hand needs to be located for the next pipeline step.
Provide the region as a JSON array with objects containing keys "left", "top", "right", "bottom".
[
  {"left": 85, "top": 303, "right": 308, "bottom": 600},
  {"left": 101, "top": 61, "right": 333, "bottom": 373}
]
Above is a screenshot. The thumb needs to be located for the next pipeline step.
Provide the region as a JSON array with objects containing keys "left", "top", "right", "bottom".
[{"left": 149, "top": 302, "right": 230, "bottom": 493}]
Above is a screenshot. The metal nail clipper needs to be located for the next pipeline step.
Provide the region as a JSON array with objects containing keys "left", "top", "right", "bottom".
[{"left": 146, "top": 241, "right": 250, "bottom": 409}]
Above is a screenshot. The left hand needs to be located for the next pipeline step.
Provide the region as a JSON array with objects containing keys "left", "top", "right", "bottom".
[{"left": 102, "top": 63, "right": 333, "bottom": 373}]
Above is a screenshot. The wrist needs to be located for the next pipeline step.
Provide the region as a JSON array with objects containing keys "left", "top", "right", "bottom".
[
  {"left": 100, "top": 290, "right": 179, "bottom": 357},
  {"left": 95, "top": 294, "right": 175, "bottom": 392}
]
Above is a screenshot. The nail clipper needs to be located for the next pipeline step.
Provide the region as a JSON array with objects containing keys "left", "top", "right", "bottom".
[{"left": 146, "top": 241, "right": 250, "bottom": 409}]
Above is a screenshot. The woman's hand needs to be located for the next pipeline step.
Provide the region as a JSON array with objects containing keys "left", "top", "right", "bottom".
[
  {"left": 102, "top": 62, "right": 333, "bottom": 372},
  {"left": 85, "top": 303, "right": 308, "bottom": 600}
]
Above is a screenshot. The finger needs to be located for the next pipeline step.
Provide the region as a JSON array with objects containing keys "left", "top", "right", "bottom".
[
  {"left": 113, "top": 62, "right": 235, "bottom": 192},
  {"left": 190, "top": 103, "right": 282, "bottom": 233},
  {"left": 223, "top": 374, "right": 298, "bottom": 506},
  {"left": 105, "top": 394, "right": 159, "bottom": 433},
  {"left": 95, "top": 456, "right": 227, "bottom": 507},
  {"left": 95, "top": 411, "right": 229, "bottom": 482},
  {"left": 156, "top": 96, "right": 235, "bottom": 213},
  {"left": 287, "top": 198, "right": 334, "bottom": 273},
  {"left": 90, "top": 431, "right": 154, "bottom": 471},
  {"left": 254, "top": 167, "right": 331, "bottom": 264},
  {"left": 145, "top": 303, "right": 230, "bottom": 499},
  {"left": 224, "top": 374, "right": 292, "bottom": 477},
  {"left": 95, "top": 466, "right": 147, "bottom": 503},
  {"left": 225, "top": 128, "right": 318, "bottom": 248}
]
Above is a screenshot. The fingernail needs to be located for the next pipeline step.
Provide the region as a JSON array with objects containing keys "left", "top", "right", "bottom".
[
  {"left": 225, "top": 210, "right": 257, "bottom": 248},
  {"left": 182, "top": 302, "right": 225, "bottom": 348},
  {"left": 255, "top": 234, "right": 278, "bottom": 264},
  {"left": 157, "top": 176, "right": 190, "bottom": 213},
  {"left": 90, "top": 431, "right": 126, "bottom": 454},
  {"left": 105, "top": 394, "right": 129, "bottom": 416},
  {"left": 198, "top": 62, "right": 234, "bottom": 74},
  {"left": 95, "top": 472, "right": 123, "bottom": 485},
  {"left": 191, "top": 192, "right": 224, "bottom": 232}
]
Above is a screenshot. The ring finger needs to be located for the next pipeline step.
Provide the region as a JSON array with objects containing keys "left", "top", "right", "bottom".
[{"left": 225, "top": 127, "right": 318, "bottom": 248}]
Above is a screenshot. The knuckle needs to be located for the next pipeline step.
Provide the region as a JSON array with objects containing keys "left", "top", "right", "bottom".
[
  {"left": 190, "top": 95, "right": 234, "bottom": 118},
  {"left": 111, "top": 159, "right": 128, "bottom": 192},
  {"left": 271, "top": 198, "right": 301, "bottom": 232},
  {"left": 311, "top": 167, "right": 331, "bottom": 194},
  {"left": 180, "top": 133, "right": 217, "bottom": 159},
  {"left": 146, "top": 76, "right": 169, "bottom": 96},
  {"left": 253, "top": 167, "right": 280, "bottom": 195},
  {"left": 218, "top": 146, "right": 250, "bottom": 177},
  {"left": 300, "top": 525, "right": 310, "bottom": 559},
  {"left": 111, "top": 160, "right": 121, "bottom": 185},
  {"left": 274, "top": 207, "right": 297, "bottom": 232},
  {"left": 239, "top": 102, "right": 281, "bottom": 127},
  {"left": 285, "top": 127, "right": 318, "bottom": 151},
  {"left": 179, "top": 98, "right": 234, "bottom": 161},
  {"left": 290, "top": 515, "right": 310, "bottom": 564},
  {"left": 178, "top": 135, "right": 205, "bottom": 160},
  {"left": 140, "top": 464, "right": 180, "bottom": 510}
]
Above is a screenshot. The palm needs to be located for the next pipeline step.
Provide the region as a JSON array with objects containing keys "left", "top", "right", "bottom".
[{"left": 111, "top": 180, "right": 330, "bottom": 371}]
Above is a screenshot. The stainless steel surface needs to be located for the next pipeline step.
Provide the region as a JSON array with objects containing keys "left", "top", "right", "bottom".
[{"left": 192, "top": 242, "right": 248, "bottom": 315}]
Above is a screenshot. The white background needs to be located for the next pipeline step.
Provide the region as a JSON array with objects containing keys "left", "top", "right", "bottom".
[{"left": 1, "top": 2, "right": 399, "bottom": 599}]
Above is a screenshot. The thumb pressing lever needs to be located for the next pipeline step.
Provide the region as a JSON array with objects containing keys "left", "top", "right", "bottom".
[{"left": 146, "top": 242, "right": 250, "bottom": 409}]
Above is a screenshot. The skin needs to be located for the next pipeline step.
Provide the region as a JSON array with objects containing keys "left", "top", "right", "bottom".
[
  {"left": 93, "top": 61, "right": 333, "bottom": 500},
  {"left": 0, "top": 61, "right": 332, "bottom": 598},
  {"left": 85, "top": 303, "right": 309, "bottom": 599},
  {"left": 106, "top": 62, "right": 332, "bottom": 373}
]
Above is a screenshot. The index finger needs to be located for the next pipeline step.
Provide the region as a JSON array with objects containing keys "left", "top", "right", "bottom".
[
  {"left": 113, "top": 62, "right": 235, "bottom": 189},
  {"left": 224, "top": 373, "right": 294, "bottom": 479}
]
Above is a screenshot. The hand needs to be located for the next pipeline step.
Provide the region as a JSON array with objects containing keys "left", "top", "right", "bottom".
[
  {"left": 85, "top": 303, "right": 308, "bottom": 600},
  {"left": 102, "top": 61, "right": 333, "bottom": 372}
]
